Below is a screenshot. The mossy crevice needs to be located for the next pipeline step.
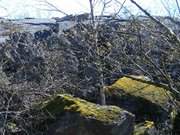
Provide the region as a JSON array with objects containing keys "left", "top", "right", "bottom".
[
  {"left": 133, "top": 121, "right": 155, "bottom": 135},
  {"left": 173, "top": 111, "right": 180, "bottom": 134}
]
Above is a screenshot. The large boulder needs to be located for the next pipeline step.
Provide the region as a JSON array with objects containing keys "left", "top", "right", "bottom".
[
  {"left": 40, "top": 94, "right": 135, "bottom": 135},
  {"left": 105, "top": 75, "right": 175, "bottom": 125}
]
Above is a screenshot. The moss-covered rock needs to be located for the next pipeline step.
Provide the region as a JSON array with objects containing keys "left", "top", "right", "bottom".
[
  {"left": 41, "top": 94, "right": 135, "bottom": 135},
  {"left": 133, "top": 121, "right": 157, "bottom": 135},
  {"left": 106, "top": 75, "right": 175, "bottom": 124}
]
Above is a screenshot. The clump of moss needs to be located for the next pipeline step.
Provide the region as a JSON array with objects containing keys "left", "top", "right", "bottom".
[
  {"left": 133, "top": 121, "right": 155, "bottom": 135},
  {"left": 107, "top": 76, "right": 172, "bottom": 108},
  {"left": 41, "top": 94, "right": 130, "bottom": 123}
]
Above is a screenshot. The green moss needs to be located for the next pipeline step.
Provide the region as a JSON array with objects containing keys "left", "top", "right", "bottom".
[
  {"left": 107, "top": 76, "right": 172, "bottom": 108},
  {"left": 133, "top": 121, "right": 155, "bottom": 135},
  {"left": 41, "top": 94, "right": 127, "bottom": 123}
]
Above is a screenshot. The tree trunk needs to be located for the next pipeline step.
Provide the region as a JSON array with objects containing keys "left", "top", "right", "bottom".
[
  {"left": 99, "top": 62, "right": 106, "bottom": 105},
  {"left": 89, "top": 0, "right": 95, "bottom": 25}
]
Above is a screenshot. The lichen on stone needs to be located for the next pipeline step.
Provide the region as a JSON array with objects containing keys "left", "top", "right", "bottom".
[
  {"left": 107, "top": 75, "right": 172, "bottom": 108},
  {"left": 41, "top": 94, "right": 130, "bottom": 123}
]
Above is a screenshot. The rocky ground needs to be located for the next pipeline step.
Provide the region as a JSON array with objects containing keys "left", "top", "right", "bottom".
[{"left": 0, "top": 14, "right": 179, "bottom": 135}]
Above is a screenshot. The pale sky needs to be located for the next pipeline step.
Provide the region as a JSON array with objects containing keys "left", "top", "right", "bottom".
[{"left": 0, "top": 0, "right": 179, "bottom": 19}]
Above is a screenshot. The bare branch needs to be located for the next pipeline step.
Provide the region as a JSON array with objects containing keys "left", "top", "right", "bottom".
[
  {"left": 130, "top": 0, "right": 180, "bottom": 47},
  {"left": 176, "top": 0, "right": 180, "bottom": 14},
  {"left": 38, "top": 0, "right": 69, "bottom": 16},
  {"left": 114, "top": 0, "right": 127, "bottom": 16}
]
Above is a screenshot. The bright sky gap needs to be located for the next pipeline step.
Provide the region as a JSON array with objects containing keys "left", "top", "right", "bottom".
[{"left": 0, "top": 0, "right": 179, "bottom": 19}]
